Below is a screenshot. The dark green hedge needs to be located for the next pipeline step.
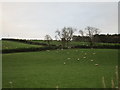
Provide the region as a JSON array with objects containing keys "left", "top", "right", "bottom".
[
  {"left": 2, "top": 44, "right": 119, "bottom": 54},
  {"left": 72, "top": 45, "right": 120, "bottom": 49},
  {"left": 2, "top": 46, "right": 59, "bottom": 54}
]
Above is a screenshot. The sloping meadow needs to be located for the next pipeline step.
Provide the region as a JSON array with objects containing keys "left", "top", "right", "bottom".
[{"left": 2, "top": 49, "right": 118, "bottom": 88}]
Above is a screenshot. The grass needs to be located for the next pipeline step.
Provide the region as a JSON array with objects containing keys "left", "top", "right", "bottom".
[
  {"left": 31, "top": 40, "right": 61, "bottom": 46},
  {"left": 2, "top": 40, "right": 43, "bottom": 50},
  {"left": 31, "top": 40, "right": 90, "bottom": 46},
  {"left": 31, "top": 40, "right": 120, "bottom": 47},
  {"left": 2, "top": 49, "right": 118, "bottom": 88},
  {"left": 2, "top": 40, "right": 119, "bottom": 50}
]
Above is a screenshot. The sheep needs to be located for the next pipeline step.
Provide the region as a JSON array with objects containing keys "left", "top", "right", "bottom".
[
  {"left": 83, "top": 57, "right": 86, "bottom": 59},
  {"left": 64, "top": 62, "right": 66, "bottom": 65},
  {"left": 95, "top": 64, "right": 99, "bottom": 66},
  {"left": 91, "top": 60, "right": 94, "bottom": 62},
  {"left": 61, "top": 49, "right": 63, "bottom": 50},
  {"left": 9, "top": 81, "right": 12, "bottom": 84},
  {"left": 56, "top": 85, "right": 59, "bottom": 90},
  {"left": 67, "top": 58, "right": 71, "bottom": 60},
  {"left": 84, "top": 53, "right": 87, "bottom": 55}
]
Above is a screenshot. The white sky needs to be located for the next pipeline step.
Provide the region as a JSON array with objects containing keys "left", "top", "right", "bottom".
[{"left": 1, "top": 2, "right": 118, "bottom": 39}]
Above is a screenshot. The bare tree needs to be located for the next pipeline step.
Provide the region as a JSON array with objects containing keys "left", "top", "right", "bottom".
[
  {"left": 79, "top": 30, "right": 84, "bottom": 36},
  {"left": 85, "top": 26, "right": 100, "bottom": 47},
  {"left": 55, "top": 27, "right": 76, "bottom": 48},
  {"left": 44, "top": 35, "right": 52, "bottom": 46},
  {"left": 79, "top": 29, "right": 85, "bottom": 42}
]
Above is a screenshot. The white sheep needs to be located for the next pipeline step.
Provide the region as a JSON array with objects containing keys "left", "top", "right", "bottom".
[
  {"left": 67, "top": 58, "right": 71, "bottom": 60},
  {"left": 9, "top": 81, "right": 12, "bottom": 84},
  {"left": 83, "top": 57, "right": 86, "bottom": 59},
  {"left": 95, "top": 64, "right": 99, "bottom": 66},
  {"left": 91, "top": 60, "right": 94, "bottom": 62},
  {"left": 46, "top": 50, "right": 50, "bottom": 52}
]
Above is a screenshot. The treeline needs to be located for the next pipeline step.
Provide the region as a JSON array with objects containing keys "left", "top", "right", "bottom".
[{"left": 73, "top": 34, "right": 120, "bottom": 43}]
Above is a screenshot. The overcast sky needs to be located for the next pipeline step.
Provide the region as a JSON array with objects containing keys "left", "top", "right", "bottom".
[{"left": 2, "top": 2, "right": 118, "bottom": 39}]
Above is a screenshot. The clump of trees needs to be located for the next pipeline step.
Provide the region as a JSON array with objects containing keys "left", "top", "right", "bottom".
[
  {"left": 55, "top": 27, "right": 76, "bottom": 48},
  {"left": 78, "top": 26, "right": 100, "bottom": 47},
  {"left": 45, "top": 26, "right": 103, "bottom": 48},
  {"left": 73, "top": 34, "right": 120, "bottom": 43},
  {"left": 44, "top": 35, "right": 52, "bottom": 46},
  {"left": 54, "top": 26, "right": 101, "bottom": 48},
  {"left": 84, "top": 26, "right": 100, "bottom": 47}
]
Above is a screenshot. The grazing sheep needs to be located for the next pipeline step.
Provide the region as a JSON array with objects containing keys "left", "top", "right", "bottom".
[
  {"left": 83, "top": 57, "right": 86, "bottom": 59},
  {"left": 9, "top": 81, "right": 12, "bottom": 84},
  {"left": 67, "top": 58, "right": 71, "bottom": 60},
  {"left": 64, "top": 62, "right": 66, "bottom": 65},
  {"left": 77, "top": 58, "right": 80, "bottom": 61},
  {"left": 91, "top": 60, "right": 94, "bottom": 62},
  {"left": 95, "top": 64, "right": 99, "bottom": 66},
  {"left": 46, "top": 50, "right": 50, "bottom": 52},
  {"left": 56, "top": 85, "right": 59, "bottom": 89}
]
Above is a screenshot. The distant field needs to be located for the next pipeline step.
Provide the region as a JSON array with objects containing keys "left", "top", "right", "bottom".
[
  {"left": 2, "top": 40, "right": 120, "bottom": 50},
  {"left": 2, "top": 49, "right": 118, "bottom": 88},
  {"left": 31, "top": 40, "right": 61, "bottom": 46},
  {"left": 31, "top": 40, "right": 120, "bottom": 47},
  {"left": 2, "top": 40, "right": 43, "bottom": 50},
  {"left": 31, "top": 40, "right": 90, "bottom": 46}
]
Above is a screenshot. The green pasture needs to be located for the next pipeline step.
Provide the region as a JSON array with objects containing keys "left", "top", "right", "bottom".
[
  {"left": 31, "top": 40, "right": 120, "bottom": 47},
  {"left": 2, "top": 49, "right": 118, "bottom": 88},
  {"left": 2, "top": 40, "right": 43, "bottom": 50},
  {"left": 31, "top": 40, "right": 90, "bottom": 46}
]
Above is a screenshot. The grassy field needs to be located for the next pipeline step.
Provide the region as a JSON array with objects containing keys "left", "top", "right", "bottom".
[
  {"left": 31, "top": 40, "right": 120, "bottom": 47},
  {"left": 2, "top": 40, "right": 119, "bottom": 50},
  {"left": 31, "top": 40, "right": 90, "bottom": 46},
  {"left": 2, "top": 49, "right": 118, "bottom": 88},
  {"left": 2, "top": 40, "right": 43, "bottom": 50}
]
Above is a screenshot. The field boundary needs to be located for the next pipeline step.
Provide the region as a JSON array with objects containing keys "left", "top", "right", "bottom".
[
  {"left": 2, "top": 46, "right": 60, "bottom": 54},
  {"left": 2, "top": 46, "right": 119, "bottom": 54},
  {"left": 2, "top": 39, "right": 120, "bottom": 54},
  {"left": 2, "top": 39, "right": 48, "bottom": 46}
]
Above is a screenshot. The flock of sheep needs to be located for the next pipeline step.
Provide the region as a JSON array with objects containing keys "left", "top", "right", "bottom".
[
  {"left": 47, "top": 49, "right": 99, "bottom": 66},
  {"left": 64, "top": 50, "right": 99, "bottom": 66}
]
